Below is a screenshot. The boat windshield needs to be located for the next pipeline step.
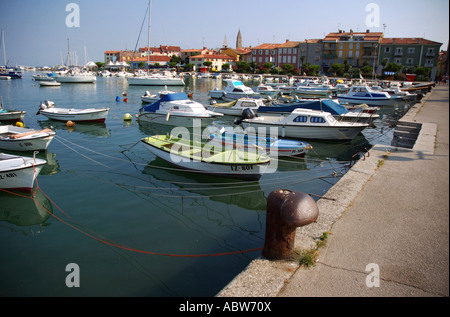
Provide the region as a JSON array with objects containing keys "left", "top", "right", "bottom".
[{"left": 327, "top": 115, "right": 336, "bottom": 123}]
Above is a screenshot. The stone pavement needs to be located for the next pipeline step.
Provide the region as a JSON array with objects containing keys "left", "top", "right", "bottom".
[{"left": 217, "top": 85, "right": 449, "bottom": 297}]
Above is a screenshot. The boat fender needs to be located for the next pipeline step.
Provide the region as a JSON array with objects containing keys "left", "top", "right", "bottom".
[
  {"left": 15, "top": 121, "right": 24, "bottom": 128},
  {"left": 166, "top": 112, "right": 171, "bottom": 121},
  {"left": 116, "top": 96, "right": 120, "bottom": 102}
]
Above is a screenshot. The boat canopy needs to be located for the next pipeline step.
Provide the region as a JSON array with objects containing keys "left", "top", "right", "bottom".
[
  {"left": 259, "top": 99, "right": 349, "bottom": 115},
  {"left": 139, "top": 92, "right": 189, "bottom": 112}
]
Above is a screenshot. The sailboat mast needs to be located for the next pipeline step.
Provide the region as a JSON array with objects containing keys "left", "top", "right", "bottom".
[
  {"left": 67, "top": 38, "right": 71, "bottom": 67},
  {"left": 147, "top": 0, "right": 151, "bottom": 73},
  {"left": 1, "top": 29, "right": 6, "bottom": 67}
]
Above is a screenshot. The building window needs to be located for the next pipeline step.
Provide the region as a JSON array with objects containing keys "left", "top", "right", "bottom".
[
  {"left": 288, "top": 48, "right": 291, "bottom": 54},
  {"left": 349, "top": 43, "right": 353, "bottom": 49},
  {"left": 356, "top": 43, "right": 360, "bottom": 49},
  {"left": 259, "top": 50, "right": 262, "bottom": 55},
  {"left": 252, "top": 50, "right": 256, "bottom": 55},
  {"left": 293, "top": 56, "right": 296, "bottom": 63},
  {"left": 395, "top": 58, "right": 402, "bottom": 64},
  {"left": 271, "top": 50, "right": 275, "bottom": 55},
  {"left": 406, "top": 58, "right": 414, "bottom": 65},
  {"left": 293, "top": 48, "right": 297, "bottom": 54},
  {"left": 384, "top": 47, "right": 390, "bottom": 53},
  {"left": 408, "top": 47, "right": 415, "bottom": 54}
]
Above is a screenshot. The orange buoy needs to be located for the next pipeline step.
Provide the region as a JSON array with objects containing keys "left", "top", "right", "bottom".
[{"left": 66, "top": 120, "right": 75, "bottom": 127}]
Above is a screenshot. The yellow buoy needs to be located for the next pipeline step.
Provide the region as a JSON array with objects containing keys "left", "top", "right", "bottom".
[
  {"left": 15, "top": 121, "right": 24, "bottom": 128},
  {"left": 66, "top": 120, "right": 75, "bottom": 127},
  {"left": 123, "top": 113, "right": 132, "bottom": 121}
]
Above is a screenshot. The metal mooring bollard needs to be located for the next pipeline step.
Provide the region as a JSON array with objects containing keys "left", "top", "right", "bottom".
[{"left": 262, "top": 189, "right": 319, "bottom": 260}]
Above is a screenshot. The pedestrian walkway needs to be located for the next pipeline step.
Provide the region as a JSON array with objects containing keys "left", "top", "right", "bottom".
[
  {"left": 217, "top": 85, "right": 449, "bottom": 297},
  {"left": 277, "top": 85, "right": 449, "bottom": 297}
]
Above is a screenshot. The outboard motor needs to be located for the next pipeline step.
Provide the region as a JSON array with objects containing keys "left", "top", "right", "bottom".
[{"left": 234, "top": 108, "right": 256, "bottom": 125}]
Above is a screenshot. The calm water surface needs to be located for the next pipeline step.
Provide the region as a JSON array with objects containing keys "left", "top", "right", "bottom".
[{"left": 0, "top": 73, "right": 413, "bottom": 296}]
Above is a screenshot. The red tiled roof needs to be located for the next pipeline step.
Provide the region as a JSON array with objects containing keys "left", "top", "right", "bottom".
[
  {"left": 251, "top": 43, "right": 283, "bottom": 50},
  {"left": 380, "top": 38, "right": 442, "bottom": 45},
  {"left": 132, "top": 56, "right": 171, "bottom": 62}
]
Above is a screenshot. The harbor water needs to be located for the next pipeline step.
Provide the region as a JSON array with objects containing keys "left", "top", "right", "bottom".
[{"left": 0, "top": 73, "right": 414, "bottom": 296}]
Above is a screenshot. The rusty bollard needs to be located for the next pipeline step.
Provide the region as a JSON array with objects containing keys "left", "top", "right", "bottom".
[{"left": 262, "top": 189, "right": 319, "bottom": 260}]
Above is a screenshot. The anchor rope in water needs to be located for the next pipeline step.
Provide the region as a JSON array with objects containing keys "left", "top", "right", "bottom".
[{"left": 0, "top": 165, "right": 263, "bottom": 257}]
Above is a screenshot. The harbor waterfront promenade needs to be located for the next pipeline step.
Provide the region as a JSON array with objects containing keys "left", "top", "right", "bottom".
[{"left": 217, "top": 85, "right": 449, "bottom": 297}]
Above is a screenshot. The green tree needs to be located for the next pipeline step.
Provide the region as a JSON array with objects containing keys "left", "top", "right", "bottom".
[
  {"left": 222, "top": 63, "right": 230, "bottom": 71},
  {"left": 236, "top": 61, "right": 251, "bottom": 73},
  {"left": 331, "top": 63, "right": 345, "bottom": 76},
  {"left": 361, "top": 65, "right": 373, "bottom": 76},
  {"left": 262, "top": 62, "right": 274, "bottom": 70},
  {"left": 384, "top": 63, "right": 402, "bottom": 73},
  {"left": 282, "top": 64, "right": 294, "bottom": 73}
]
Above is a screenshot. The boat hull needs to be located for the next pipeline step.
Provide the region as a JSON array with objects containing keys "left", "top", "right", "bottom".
[
  {"left": 0, "top": 111, "right": 26, "bottom": 122},
  {"left": 0, "top": 154, "right": 46, "bottom": 193},
  {"left": 141, "top": 137, "right": 270, "bottom": 180},
  {"left": 55, "top": 76, "right": 96, "bottom": 83},
  {"left": 337, "top": 95, "right": 403, "bottom": 106},
  {"left": 39, "top": 108, "right": 109, "bottom": 122},
  {"left": 127, "top": 77, "right": 185, "bottom": 86},
  {"left": 241, "top": 121, "right": 366, "bottom": 140},
  {"left": 0, "top": 127, "right": 55, "bottom": 151},
  {"left": 137, "top": 112, "right": 219, "bottom": 126}
]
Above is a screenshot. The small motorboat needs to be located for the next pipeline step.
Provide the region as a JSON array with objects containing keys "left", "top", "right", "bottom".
[
  {"left": 137, "top": 92, "right": 223, "bottom": 126},
  {"left": 207, "top": 127, "right": 312, "bottom": 157},
  {"left": 141, "top": 86, "right": 177, "bottom": 103},
  {"left": 337, "top": 85, "right": 404, "bottom": 106},
  {"left": 209, "top": 79, "right": 262, "bottom": 101},
  {"left": 0, "top": 152, "right": 47, "bottom": 193},
  {"left": 0, "top": 108, "right": 26, "bottom": 122},
  {"left": 238, "top": 108, "right": 369, "bottom": 140},
  {"left": 37, "top": 100, "right": 110, "bottom": 122},
  {"left": 38, "top": 81, "right": 61, "bottom": 87},
  {"left": 141, "top": 134, "right": 270, "bottom": 181},
  {"left": 207, "top": 98, "right": 264, "bottom": 116},
  {"left": 0, "top": 125, "right": 56, "bottom": 151}
]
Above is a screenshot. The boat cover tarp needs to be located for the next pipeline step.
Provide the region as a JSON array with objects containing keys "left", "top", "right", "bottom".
[
  {"left": 258, "top": 99, "right": 349, "bottom": 115},
  {"left": 140, "top": 92, "right": 188, "bottom": 112}
]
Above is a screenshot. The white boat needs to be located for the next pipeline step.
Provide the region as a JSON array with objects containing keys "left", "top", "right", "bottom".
[
  {"left": 0, "top": 152, "right": 47, "bottom": 193},
  {"left": 137, "top": 92, "right": 223, "bottom": 126},
  {"left": 258, "top": 98, "right": 379, "bottom": 124},
  {"left": 207, "top": 128, "right": 313, "bottom": 157},
  {"left": 55, "top": 71, "right": 96, "bottom": 83},
  {"left": 37, "top": 100, "right": 110, "bottom": 122},
  {"left": 293, "top": 83, "right": 335, "bottom": 97},
  {"left": 337, "top": 85, "right": 404, "bottom": 106},
  {"left": 141, "top": 86, "right": 177, "bottom": 103},
  {"left": 207, "top": 98, "right": 264, "bottom": 116},
  {"left": 239, "top": 108, "right": 369, "bottom": 140},
  {"left": 0, "top": 125, "right": 55, "bottom": 151},
  {"left": 209, "top": 79, "right": 262, "bottom": 101},
  {"left": 39, "top": 81, "right": 61, "bottom": 87},
  {"left": 0, "top": 108, "right": 26, "bottom": 122},
  {"left": 253, "top": 84, "right": 281, "bottom": 96},
  {"left": 32, "top": 74, "right": 56, "bottom": 81},
  {"left": 141, "top": 134, "right": 270, "bottom": 181},
  {"left": 127, "top": 72, "right": 185, "bottom": 86}
]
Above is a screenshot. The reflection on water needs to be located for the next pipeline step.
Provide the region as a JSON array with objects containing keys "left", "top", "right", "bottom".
[{"left": 0, "top": 189, "right": 53, "bottom": 233}]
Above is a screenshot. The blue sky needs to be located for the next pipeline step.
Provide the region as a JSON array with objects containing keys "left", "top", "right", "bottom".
[{"left": 0, "top": 0, "right": 448, "bottom": 66}]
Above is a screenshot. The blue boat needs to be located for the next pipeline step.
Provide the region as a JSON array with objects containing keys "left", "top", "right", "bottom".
[{"left": 208, "top": 131, "right": 312, "bottom": 157}]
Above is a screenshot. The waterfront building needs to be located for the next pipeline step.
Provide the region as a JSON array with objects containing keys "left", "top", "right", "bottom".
[
  {"left": 140, "top": 45, "right": 181, "bottom": 57},
  {"left": 250, "top": 43, "right": 282, "bottom": 68},
  {"left": 277, "top": 40, "right": 301, "bottom": 70},
  {"left": 322, "top": 30, "right": 383, "bottom": 73},
  {"left": 298, "top": 39, "right": 323, "bottom": 72},
  {"left": 180, "top": 47, "right": 214, "bottom": 64},
  {"left": 378, "top": 38, "right": 442, "bottom": 79},
  {"left": 188, "top": 53, "right": 235, "bottom": 71},
  {"left": 128, "top": 55, "right": 171, "bottom": 68},
  {"left": 104, "top": 50, "right": 135, "bottom": 64}
]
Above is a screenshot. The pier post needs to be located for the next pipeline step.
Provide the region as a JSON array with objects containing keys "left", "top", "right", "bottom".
[{"left": 262, "top": 189, "right": 319, "bottom": 260}]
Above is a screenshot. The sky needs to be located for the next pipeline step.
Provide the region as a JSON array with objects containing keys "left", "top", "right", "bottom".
[{"left": 0, "top": 0, "right": 448, "bottom": 66}]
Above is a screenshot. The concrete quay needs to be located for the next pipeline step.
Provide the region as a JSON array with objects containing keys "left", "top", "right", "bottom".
[{"left": 217, "top": 85, "right": 449, "bottom": 297}]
